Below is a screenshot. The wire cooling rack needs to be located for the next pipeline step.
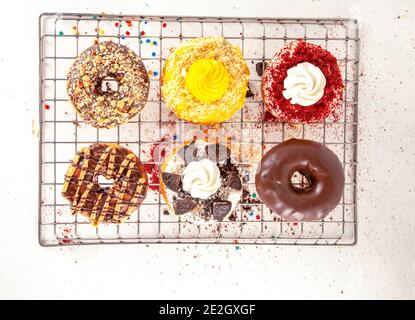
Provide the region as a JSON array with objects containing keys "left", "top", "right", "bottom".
[{"left": 39, "top": 13, "right": 359, "bottom": 246}]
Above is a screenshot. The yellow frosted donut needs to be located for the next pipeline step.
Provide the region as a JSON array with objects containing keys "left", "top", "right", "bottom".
[{"left": 161, "top": 36, "right": 250, "bottom": 124}]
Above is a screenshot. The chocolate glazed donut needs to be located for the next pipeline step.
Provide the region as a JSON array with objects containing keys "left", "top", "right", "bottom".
[{"left": 255, "top": 139, "right": 344, "bottom": 221}]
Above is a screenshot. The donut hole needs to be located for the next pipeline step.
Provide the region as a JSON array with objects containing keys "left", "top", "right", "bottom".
[
  {"left": 290, "top": 171, "right": 313, "bottom": 192},
  {"left": 98, "top": 77, "right": 119, "bottom": 94},
  {"left": 97, "top": 175, "right": 114, "bottom": 192}
]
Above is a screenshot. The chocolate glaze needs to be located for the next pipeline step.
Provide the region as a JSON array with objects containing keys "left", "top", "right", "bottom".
[{"left": 255, "top": 139, "right": 344, "bottom": 221}]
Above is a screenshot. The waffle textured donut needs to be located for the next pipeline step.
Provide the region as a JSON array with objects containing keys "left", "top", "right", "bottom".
[
  {"left": 161, "top": 36, "right": 250, "bottom": 124},
  {"left": 62, "top": 143, "right": 148, "bottom": 226},
  {"left": 262, "top": 40, "right": 344, "bottom": 123},
  {"left": 160, "top": 139, "right": 243, "bottom": 222},
  {"left": 255, "top": 139, "right": 345, "bottom": 221},
  {"left": 67, "top": 41, "right": 150, "bottom": 128}
]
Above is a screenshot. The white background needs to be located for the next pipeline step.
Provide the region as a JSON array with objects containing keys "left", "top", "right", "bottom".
[{"left": 0, "top": 0, "right": 414, "bottom": 299}]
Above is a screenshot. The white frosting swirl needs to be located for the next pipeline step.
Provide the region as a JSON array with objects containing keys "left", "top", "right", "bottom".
[
  {"left": 282, "top": 62, "right": 326, "bottom": 107},
  {"left": 182, "top": 159, "right": 221, "bottom": 199}
]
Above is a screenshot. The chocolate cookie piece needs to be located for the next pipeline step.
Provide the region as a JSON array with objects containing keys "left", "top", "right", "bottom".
[
  {"left": 225, "top": 171, "right": 242, "bottom": 191},
  {"left": 174, "top": 198, "right": 197, "bottom": 215},
  {"left": 177, "top": 141, "right": 199, "bottom": 163},
  {"left": 246, "top": 85, "right": 254, "bottom": 98},
  {"left": 212, "top": 201, "right": 232, "bottom": 221},
  {"left": 256, "top": 61, "right": 267, "bottom": 77},
  {"left": 205, "top": 144, "right": 229, "bottom": 163},
  {"left": 161, "top": 172, "right": 181, "bottom": 192}
]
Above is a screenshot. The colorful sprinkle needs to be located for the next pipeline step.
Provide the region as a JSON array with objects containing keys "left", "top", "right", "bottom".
[
  {"left": 235, "top": 246, "right": 241, "bottom": 251},
  {"left": 121, "top": 35, "right": 126, "bottom": 39},
  {"left": 249, "top": 211, "right": 254, "bottom": 217},
  {"left": 147, "top": 70, "right": 153, "bottom": 76},
  {"left": 146, "top": 39, "right": 151, "bottom": 43},
  {"left": 256, "top": 215, "right": 261, "bottom": 220},
  {"left": 126, "top": 20, "right": 132, "bottom": 27},
  {"left": 251, "top": 193, "right": 257, "bottom": 198},
  {"left": 139, "top": 39, "right": 143, "bottom": 43},
  {"left": 141, "top": 31, "right": 146, "bottom": 36},
  {"left": 293, "top": 222, "right": 298, "bottom": 226},
  {"left": 58, "top": 31, "right": 64, "bottom": 36},
  {"left": 99, "top": 29, "right": 105, "bottom": 35},
  {"left": 162, "top": 22, "right": 167, "bottom": 28},
  {"left": 44, "top": 104, "right": 50, "bottom": 110},
  {"left": 144, "top": 21, "right": 148, "bottom": 24},
  {"left": 271, "top": 235, "right": 277, "bottom": 241},
  {"left": 152, "top": 52, "right": 156, "bottom": 57},
  {"left": 115, "top": 22, "right": 119, "bottom": 27},
  {"left": 153, "top": 71, "right": 158, "bottom": 76},
  {"left": 92, "top": 15, "right": 98, "bottom": 20},
  {"left": 173, "top": 134, "right": 178, "bottom": 141},
  {"left": 126, "top": 31, "right": 130, "bottom": 36},
  {"left": 153, "top": 41, "right": 158, "bottom": 45}
]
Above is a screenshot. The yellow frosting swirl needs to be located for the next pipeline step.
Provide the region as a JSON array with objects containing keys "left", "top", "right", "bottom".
[{"left": 185, "top": 59, "right": 229, "bottom": 103}]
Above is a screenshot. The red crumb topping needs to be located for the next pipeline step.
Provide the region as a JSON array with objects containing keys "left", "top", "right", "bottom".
[{"left": 262, "top": 40, "right": 344, "bottom": 123}]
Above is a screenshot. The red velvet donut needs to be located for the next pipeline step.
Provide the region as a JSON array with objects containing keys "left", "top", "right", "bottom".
[{"left": 262, "top": 40, "right": 344, "bottom": 123}]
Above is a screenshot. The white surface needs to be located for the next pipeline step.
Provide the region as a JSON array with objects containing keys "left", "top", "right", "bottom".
[{"left": 0, "top": 0, "right": 414, "bottom": 299}]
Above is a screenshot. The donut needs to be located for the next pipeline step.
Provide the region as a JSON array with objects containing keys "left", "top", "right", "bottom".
[
  {"left": 160, "top": 139, "right": 243, "bottom": 222},
  {"left": 161, "top": 36, "right": 250, "bottom": 124},
  {"left": 262, "top": 40, "right": 344, "bottom": 123},
  {"left": 62, "top": 143, "right": 148, "bottom": 226},
  {"left": 255, "top": 139, "right": 344, "bottom": 221},
  {"left": 67, "top": 41, "right": 150, "bottom": 129}
]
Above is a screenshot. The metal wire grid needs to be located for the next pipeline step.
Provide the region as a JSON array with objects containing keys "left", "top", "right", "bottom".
[{"left": 39, "top": 13, "right": 359, "bottom": 246}]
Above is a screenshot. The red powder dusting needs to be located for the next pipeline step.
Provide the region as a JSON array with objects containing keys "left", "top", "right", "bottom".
[
  {"left": 143, "top": 138, "right": 169, "bottom": 191},
  {"left": 61, "top": 236, "right": 71, "bottom": 244},
  {"left": 141, "top": 30, "right": 146, "bottom": 36},
  {"left": 44, "top": 104, "right": 50, "bottom": 110},
  {"left": 126, "top": 31, "right": 130, "bottom": 36},
  {"left": 263, "top": 40, "right": 344, "bottom": 123},
  {"left": 162, "top": 22, "right": 167, "bottom": 28}
]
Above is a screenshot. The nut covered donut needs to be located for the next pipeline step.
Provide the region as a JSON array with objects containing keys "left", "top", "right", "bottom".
[
  {"left": 161, "top": 36, "right": 250, "bottom": 124},
  {"left": 262, "top": 40, "right": 344, "bottom": 123},
  {"left": 67, "top": 41, "right": 150, "bottom": 128},
  {"left": 62, "top": 143, "right": 148, "bottom": 226},
  {"left": 255, "top": 139, "right": 344, "bottom": 221}
]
